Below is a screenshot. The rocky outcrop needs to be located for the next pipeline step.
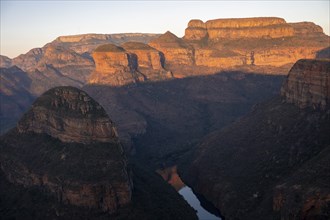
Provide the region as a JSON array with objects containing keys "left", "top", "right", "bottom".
[
  {"left": 17, "top": 86, "right": 117, "bottom": 144},
  {"left": 149, "top": 31, "right": 194, "bottom": 66},
  {"left": 0, "top": 86, "right": 132, "bottom": 214},
  {"left": 181, "top": 17, "right": 329, "bottom": 72},
  {"left": 185, "top": 17, "right": 294, "bottom": 41},
  {"left": 0, "top": 55, "right": 12, "bottom": 68},
  {"left": 121, "top": 42, "right": 173, "bottom": 80},
  {"left": 281, "top": 59, "right": 330, "bottom": 109},
  {"left": 291, "top": 22, "right": 324, "bottom": 36},
  {"left": 89, "top": 44, "right": 143, "bottom": 86},
  {"left": 122, "top": 42, "right": 164, "bottom": 70},
  {"left": 89, "top": 43, "right": 172, "bottom": 86}
]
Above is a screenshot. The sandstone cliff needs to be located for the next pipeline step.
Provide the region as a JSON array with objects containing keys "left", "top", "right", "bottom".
[
  {"left": 89, "top": 43, "right": 172, "bottom": 86},
  {"left": 121, "top": 42, "right": 173, "bottom": 81},
  {"left": 184, "top": 17, "right": 294, "bottom": 41},
  {"left": 1, "top": 86, "right": 132, "bottom": 214},
  {"left": 281, "top": 59, "right": 330, "bottom": 109},
  {"left": 181, "top": 17, "right": 329, "bottom": 71},
  {"left": 149, "top": 31, "right": 195, "bottom": 66},
  {"left": 89, "top": 44, "right": 143, "bottom": 86}
]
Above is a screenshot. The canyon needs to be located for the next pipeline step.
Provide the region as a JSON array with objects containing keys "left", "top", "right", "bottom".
[{"left": 0, "top": 17, "right": 330, "bottom": 220}]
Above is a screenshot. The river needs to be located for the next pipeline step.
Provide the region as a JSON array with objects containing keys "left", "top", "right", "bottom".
[{"left": 157, "top": 166, "right": 222, "bottom": 220}]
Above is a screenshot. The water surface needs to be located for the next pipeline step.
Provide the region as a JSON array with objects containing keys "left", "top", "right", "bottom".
[
  {"left": 157, "top": 166, "right": 221, "bottom": 220},
  {"left": 179, "top": 186, "right": 221, "bottom": 220}
]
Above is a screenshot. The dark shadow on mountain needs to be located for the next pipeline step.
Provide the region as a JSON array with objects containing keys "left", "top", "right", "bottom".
[
  {"left": 0, "top": 66, "right": 36, "bottom": 134},
  {"left": 84, "top": 70, "right": 285, "bottom": 168},
  {"left": 316, "top": 47, "right": 330, "bottom": 59}
]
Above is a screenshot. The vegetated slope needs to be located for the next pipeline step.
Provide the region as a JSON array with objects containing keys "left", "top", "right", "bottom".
[
  {"left": 183, "top": 59, "right": 330, "bottom": 220},
  {"left": 0, "top": 86, "right": 198, "bottom": 219},
  {"left": 84, "top": 71, "right": 284, "bottom": 165},
  {"left": 0, "top": 66, "right": 35, "bottom": 134}
]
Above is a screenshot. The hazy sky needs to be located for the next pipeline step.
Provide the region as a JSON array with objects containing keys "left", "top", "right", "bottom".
[{"left": 1, "top": 0, "right": 329, "bottom": 58}]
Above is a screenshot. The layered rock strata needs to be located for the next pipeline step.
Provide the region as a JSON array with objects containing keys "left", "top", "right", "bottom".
[
  {"left": 89, "top": 43, "right": 172, "bottom": 85},
  {"left": 89, "top": 44, "right": 143, "bottom": 86},
  {"left": 17, "top": 86, "right": 117, "bottom": 143},
  {"left": 149, "top": 31, "right": 194, "bottom": 66},
  {"left": 281, "top": 59, "right": 330, "bottom": 109},
  {"left": 184, "top": 17, "right": 294, "bottom": 41}
]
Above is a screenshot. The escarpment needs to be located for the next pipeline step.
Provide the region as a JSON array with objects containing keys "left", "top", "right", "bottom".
[
  {"left": 180, "top": 17, "right": 329, "bottom": 73},
  {"left": 185, "top": 17, "right": 294, "bottom": 41},
  {"left": 1, "top": 86, "right": 132, "bottom": 214}
]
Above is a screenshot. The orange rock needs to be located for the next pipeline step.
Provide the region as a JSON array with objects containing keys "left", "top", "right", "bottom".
[
  {"left": 149, "top": 31, "right": 194, "bottom": 66},
  {"left": 184, "top": 19, "right": 208, "bottom": 41},
  {"left": 122, "top": 42, "right": 164, "bottom": 70},
  {"left": 205, "top": 17, "right": 286, "bottom": 29},
  {"left": 207, "top": 24, "right": 294, "bottom": 40},
  {"left": 195, "top": 48, "right": 244, "bottom": 67},
  {"left": 89, "top": 44, "right": 142, "bottom": 86}
]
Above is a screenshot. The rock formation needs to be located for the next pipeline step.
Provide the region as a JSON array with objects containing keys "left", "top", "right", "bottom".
[
  {"left": 121, "top": 42, "right": 164, "bottom": 70},
  {"left": 13, "top": 45, "right": 94, "bottom": 83},
  {"left": 149, "top": 31, "right": 195, "bottom": 66},
  {"left": 89, "top": 44, "right": 144, "bottom": 86},
  {"left": 180, "top": 17, "right": 330, "bottom": 72},
  {"left": 281, "top": 59, "right": 330, "bottom": 109},
  {"left": 182, "top": 59, "right": 330, "bottom": 220},
  {"left": 185, "top": 17, "right": 294, "bottom": 41},
  {"left": 0, "top": 86, "right": 132, "bottom": 214},
  {"left": 0, "top": 55, "right": 12, "bottom": 68},
  {"left": 122, "top": 42, "right": 173, "bottom": 81},
  {"left": 89, "top": 43, "right": 172, "bottom": 86},
  {"left": 17, "top": 86, "right": 117, "bottom": 143}
]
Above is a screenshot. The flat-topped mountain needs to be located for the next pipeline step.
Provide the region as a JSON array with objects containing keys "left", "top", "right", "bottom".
[
  {"left": 182, "top": 59, "right": 330, "bottom": 219},
  {"left": 184, "top": 17, "right": 294, "bottom": 40}
]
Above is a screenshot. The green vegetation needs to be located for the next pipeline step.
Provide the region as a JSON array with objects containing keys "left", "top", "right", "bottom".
[
  {"left": 31, "top": 86, "right": 109, "bottom": 119},
  {"left": 122, "top": 42, "right": 154, "bottom": 50},
  {"left": 1, "top": 130, "right": 125, "bottom": 182},
  {"left": 94, "top": 44, "right": 125, "bottom": 52}
]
